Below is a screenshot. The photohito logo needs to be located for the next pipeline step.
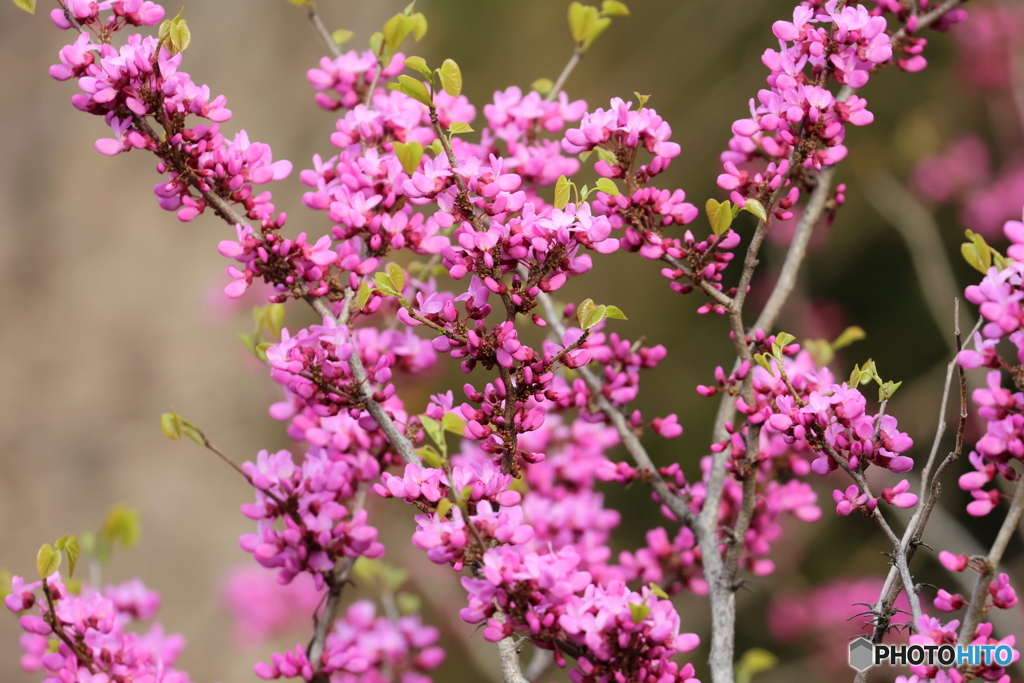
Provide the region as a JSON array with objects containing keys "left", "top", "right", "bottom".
[{"left": 848, "top": 637, "right": 1015, "bottom": 671}]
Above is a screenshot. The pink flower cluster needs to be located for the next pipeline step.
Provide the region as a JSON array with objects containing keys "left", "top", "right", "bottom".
[
  {"left": 49, "top": 5, "right": 293, "bottom": 226},
  {"left": 239, "top": 448, "right": 385, "bottom": 586},
  {"left": 222, "top": 566, "right": 324, "bottom": 646},
  {"left": 957, "top": 220, "right": 1024, "bottom": 516},
  {"left": 7, "top": 574, "right": 193, "bottom": 683},
  {"left": 255, "top": 600, "right": 444, "bottom": 683},
  {"left": 910, "top": 616, "right": 1018, "bottom": 681}
]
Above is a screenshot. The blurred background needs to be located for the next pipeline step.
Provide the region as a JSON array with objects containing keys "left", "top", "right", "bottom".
[{"left": 1, "top": 0, "right": 1023, "bottom": 681}]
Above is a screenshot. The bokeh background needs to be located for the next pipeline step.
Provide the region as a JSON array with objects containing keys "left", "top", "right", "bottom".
[{"left": 1, "top": 0, "right": 1023, "bottom": 681}]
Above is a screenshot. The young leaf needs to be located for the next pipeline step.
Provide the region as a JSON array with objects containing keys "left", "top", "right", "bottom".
[
  {"left": 576, "top": 298, "right": 596, "bottom": 329},
  {"left": 55, "top": 535, "right": 80, "bottom": 578},
  {"left": 582, "top": 304, "right": 607, "bottom": 330},
  {"left": 388, "top": 75, "right": 431, "bottom": 106},
  {"left": 753, "top": 353, "right": 775, "bottom": 377},
  {"left": 396, "top": 591, "right": 422, "bottom": 615},
  {"left": 802, "top": 339, "right": 833, "bottom": 367},
  {"left": 286, "top": 0, "right": 311, "bottom": 5},
  {"left": 448, "top": 122, "right": 474, "bottom": 135},
  {"left": 601, "top": 0, "right": 630, "bottom": 15},
  {"left": 392, "top": 140, "right": 424, "bottom": 176},
  {"left": 357, "top": 281, "right": 373, "bottom": 310},
  {"left": 581, "top": 16, "right": 611, "bottom": 51},
  {"left": 736, "top": 648, "right": 779, "bottom": 683},
  {"left": 387, "top": 263, "right": 406, "bottom": 293},
  {"left": 648, "top": 582, "right": 668, "bottom": 599},
  {"left": 706, "top": 199, "right": 722, "bottom": 234},
  {"left": 255, "top": 343, "right": 272, "bottom": 361},
  {"left": 160, "top": 412, "right": 181, "bottom": 440},
  {"left": 414, "top": 445, "right": 443, "bottom": 468},
  {"left": 628, "top": 602, "right": 651, "bottom": 623},
  {"left": 102, "top": 505, "right": 141, "bottom": 550},
  {"left": 404, "top": 56, "right": 432, "bottom": 78},
  {"left": 12, "top": 0, "right": 36, "bottom": 13},
  {"left": 568, "top": 2, "right": 592, "bottom": 43},
  {"left": 439, "top": 58, "right": 462, "bottom": 97},
  {"left": 633, "top": 92, "right": 650, "bottom": 110},
  {"left": 331, "top": 29, "right": 354, "bottom": 47},
  {"left": 595, "top": 146, "right": 617, "bottom": 166},
  {"left": 531, "top": 78, "right": 554, "bottom": 95},
  {"left": 442, "top": 413, "right": 466, "bottom": 435},
  {"left": 830, "top": 325, "right": 866, "bottom": 351},
  {"left": 382, "top": 13, "right": 413, "bottom": 53},
  {"left": 715, "top": 201, "right": 734, "bottom": 236},
  {"left": 554, "top": 175, "right": 572, "bottom": 210},
  {"left": 774, "top": 332, "right": 796, "bottom": 349},
  {"left": 410, "top": 12, "right": 428, "bottom": 40},
  {"left": 36, "top": 544, "right": 60, "bottom": 579},
  {"left": 595, "top": 177, "right": 621, "bottom": 197},
  {"left": 373, "top": 272, "right": 399, "bottom": 296},
  {"left": 419, "top": 414, "right": 444, "bottom": 446},
  {"left": 267, "top": 303, "right": 285, "bottom": 336},
  {"left": 435, "top": 498, "right": 453, "bottom": 519},
  {"left": 603, "top": 305, "right": 627, "bottom": 320},
  {"left": 743, "top": 198, "right": 768, "bottom": 223}
]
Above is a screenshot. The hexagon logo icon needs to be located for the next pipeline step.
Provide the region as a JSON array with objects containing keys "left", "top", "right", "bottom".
[{"left": 849, "top": 637, "right": 874, "bottom": 671}]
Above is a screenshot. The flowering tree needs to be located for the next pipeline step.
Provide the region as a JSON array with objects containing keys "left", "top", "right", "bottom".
[{"left": 6, "top": 1, "right": 1024, "bottom": 682}]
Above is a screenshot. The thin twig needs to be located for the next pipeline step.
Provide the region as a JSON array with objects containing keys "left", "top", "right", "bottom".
[
  {"left": 307, "top": 1, "right": 342, "bottom": 60},
  {"left": 544, "top": 50, "right": 582, "bottom": 103}
]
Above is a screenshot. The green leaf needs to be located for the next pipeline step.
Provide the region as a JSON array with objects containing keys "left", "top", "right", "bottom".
[
  {"left": 428, "top": 139, "right": 444, "bottom": 156},
  {"left": 404, "top": 56, "right": 432, "bottom": 78},
  {"left": 369, "top": 31, "right": 384, "bottom": 56},
  {"left": 392, "top": 140, "right": 424, "bottom": 176},
  {"left": 595, "top": 177, "right": 620, "bottom": 197},
  {"left": 633, "top": 92, "right": 650, "bottom": 110},
  {"left": 410, "top": 13, "right": 428, "bottom": 41},
  {"left": 352, "top": 556, "right": 379, "bottom": 583},
  {"left": 532, "top": 78, "right": 554, "bottom": 95},
  {"left": 628, "top": 602, "right": 651, "bottom": 623},
  {"left": 554, "top": 175, "right": 572, "bottom": 210},
  {"left": 753, "top": 353, "right": 775, "bottom": 377},
  {"left": 286, "top": 0, "right": 310, "bottom": 5},
  {"left": 387, "top": 263, "right": 406, "bottom": 293},
  {"left": 373, "top": 272, "right": 399, "bottom": 296},
  {"left": 581, "top": 16, "right": 611, "bottom": 51},
  {"left": 706, "top": 198, "right": 734, "bottom": 236},
  {"left": 168, "top": 17, "right": 191, "bottom": 55},
  {"left": 396, "top": 591, "right": 422, "bottom": 615},
  {"left": 595, "top": 147, "right": 617, "bottom": 166},
  {"left": 255, "top": 343, "right": 272, "bottom": 361},
  {"left": 442, "top": 413, "right": 466, "bottom": 435},
  {"left": 388, "top": 75, "right": 432, "bottom": 106},
  {"left": 582, "top": 304, "right": 607, "bottom": 330},
  {"left": 379, "top": 562, "right": 409, "bottom": 592},
  {"left": 435, "top": 498, "right": 453, "bottom": 519},
  {"left": 743, "top": 198, "right": 768, "bottom": 223},
  {"left": 774, "top": 332, "right": 796, "bottom": 349},
  {"left": 160, "top": 412, "right": 181, "bottom": 440},
  {"left": 736, "top": 648, "right": 779, "bottom": 683},
  {"left": 382, "top": 13, "right": 414, "bottom": 53},
  {"left": 878, "top": 380, "right": 903, "bottom": 402},
  {"left": 439, "top": 58, "right": 463, "bottom": 97},
  {"left": 568, "top": 2, "right": 593, "bottom": 43},
  {"left": 37, "top": 544, "right": 60, "bottom": 579},
  {"left": 576, "top": 298, "right": 595, "bottom": 329},
  {"left": 601, "top": 0, "right": 630, "bottom": 15},
  {"left": 102, "top": 505, "right": 141, "bottom": 550},
  {"left": 12, "top": 0, "right": 36, "bottom": 13},
  {"left": 603, "top": 305, "right": 627, "bottom": 320},
  {"left": 357, "top": 281, "right": 373, "bottom": 310},
  {"left": 459, "top": 485, "right": 474, "bottom": 501},
  {"left": 802, "top": 339, "right": 833, "bottom": 367},
  {"left": 419, "top": 414, "right": 444, "bottom": 446},
  {"left": 55, "top": 535, "right": 80, "bottom": 578},
  {"left": 267, "top": 303, "right": 285, "bottom": 336},
  {"left": 448, "top": 121, "right": 474, "bottom": 135},
  {"left": 331, "top": 29, "right": 354, "bottom": 47},
  {"left": 961, "top": 230, "right": 992, "bottom": 274},
  {"left": 648, "top": 582, "right": 668, "bottom": 599},
  {"left": 238, "top": 331, "right": 257, "bottom": 355},
  {"left": 831, "top": 325, "right": 866, "bottom": 351}
]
